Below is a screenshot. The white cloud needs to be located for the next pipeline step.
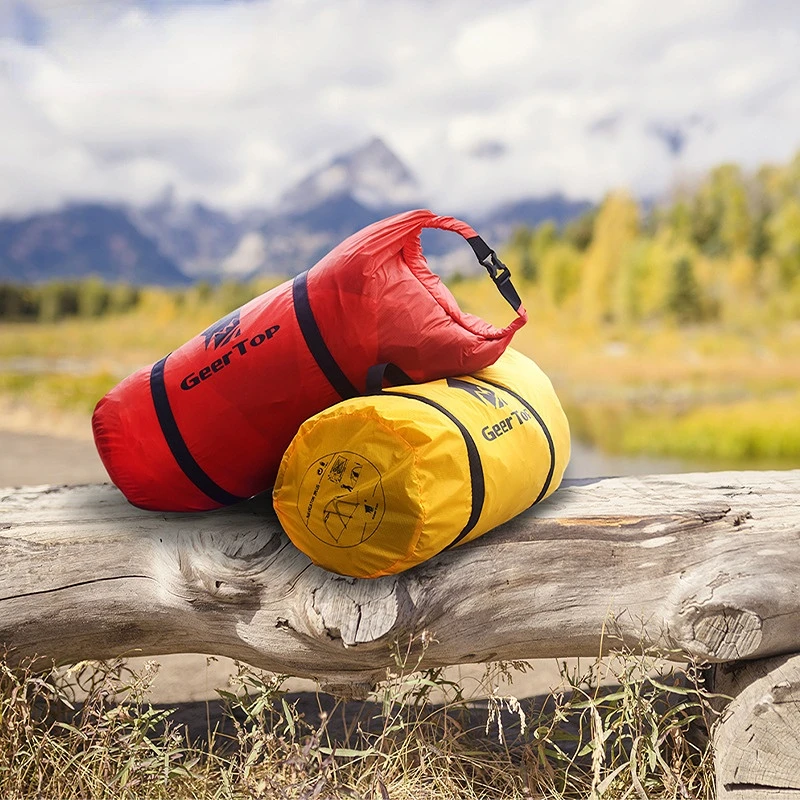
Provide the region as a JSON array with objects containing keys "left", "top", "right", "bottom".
[{"left": 1, "top": 0, "right": 799, "bottom": 215}]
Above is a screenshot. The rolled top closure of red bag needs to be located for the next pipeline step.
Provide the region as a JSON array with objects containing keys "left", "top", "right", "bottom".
[
  {"left": 422, "top": 214, "right": 480, "bottom": 239},
  {"left": 421, "top": 212, "right": 525, "bottom": 314},
  {"left": 398, "top": 210, "right": 528, "bottom": 337}
]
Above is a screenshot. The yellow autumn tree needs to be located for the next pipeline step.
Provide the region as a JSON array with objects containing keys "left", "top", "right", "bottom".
[
  {"left": 691, "top": 164, "right": 752, "bottom": 255},
  {"left": 580, "top": 192, "right": 639, "bottom": 325},
  {"left": 539, "top": 240, "right": 583, "bottom": 310}
]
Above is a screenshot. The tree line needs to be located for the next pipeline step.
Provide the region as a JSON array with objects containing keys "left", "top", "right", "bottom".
[
  {"left": 0, "top": 279, "right": 260, "bottom": 323},
  {"left": 503, "top": 150, "right": 800, "bottom": 325},
  {"left": 0, "top": 279, "right": 141, "bottom": 322}
]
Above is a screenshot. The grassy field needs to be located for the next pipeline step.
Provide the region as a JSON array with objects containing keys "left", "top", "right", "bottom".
[{"left": 1, "top": 276, "right": 799, "bottom": 466}]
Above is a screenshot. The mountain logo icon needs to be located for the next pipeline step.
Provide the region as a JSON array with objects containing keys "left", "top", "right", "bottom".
[
  {"left": 446, "top": 377, "right": 508, "bottom": 409},
  {"left": 202, "top": 310, "right": 242, "bottom": 350}
]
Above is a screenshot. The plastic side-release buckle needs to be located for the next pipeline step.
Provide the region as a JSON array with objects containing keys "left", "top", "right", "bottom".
[
  {"left": 480, "top": 250, "right": 509, "bottom": 282},
  {"left": 481, "top": 251, "right": 522, "bottom": 312}
]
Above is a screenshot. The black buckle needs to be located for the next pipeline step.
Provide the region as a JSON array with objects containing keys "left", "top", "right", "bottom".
[{"left": 480, "top": 251, "right": 511, "bottom": 285}]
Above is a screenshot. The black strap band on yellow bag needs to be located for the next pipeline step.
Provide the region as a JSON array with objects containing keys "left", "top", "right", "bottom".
[
  {"left": 465, "top": 235, "right": 523, "bottom": 312},
  {"left": 476, "top": 376, "right": 556, "bottom": 505},
  {"left": 391, "top": 391, "right": 486, "bottom": 551}
]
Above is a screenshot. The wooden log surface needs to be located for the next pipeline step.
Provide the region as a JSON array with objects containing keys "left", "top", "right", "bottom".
[
  {"left": 1, "top": 471, "right": 799, "bottom": 689},
  {"left": 713, "top": 654, "right": 800, "bottom": 799}
]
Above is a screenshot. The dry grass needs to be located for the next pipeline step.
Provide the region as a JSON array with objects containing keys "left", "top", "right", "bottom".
[{"left": 0, "top": 642, "right": 718, "bottom": 800}]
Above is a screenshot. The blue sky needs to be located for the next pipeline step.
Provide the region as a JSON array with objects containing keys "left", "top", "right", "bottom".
[{"left": 1, "top": 0, "right": 799, "bottom": 215}]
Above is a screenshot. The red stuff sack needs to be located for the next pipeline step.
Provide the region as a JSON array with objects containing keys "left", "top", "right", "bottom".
[{"left": 92, "top": 209, "right": 527, "bottom": 511}]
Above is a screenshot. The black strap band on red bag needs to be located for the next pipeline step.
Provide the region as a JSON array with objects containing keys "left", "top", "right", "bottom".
[
  {"left": 366, "top": 362, "right": 414, "bottom": 394},
  {"left": 391, "top": 391, "right": 485, "bottom": 551},
  {"left": 465, "top": 235, "right": 523, "bottom": 312},
  {"left": 150, "top": 356, "right": 247, "bottom": 507},
  {"left": 292, "top": 271, "right": 359, "bottom": 400}
]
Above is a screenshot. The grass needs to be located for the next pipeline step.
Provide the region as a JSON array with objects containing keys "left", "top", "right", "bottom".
[
  {"left": 0, "top": 372, "right": 119, "bottom": 417},
  {"left": 0, "top": 643, "right": 718, "bottom": 799},
  {"left": 567, "top": 395, "right": 800, "bottom": 464},
  {"left": 0, "top": 275, "right": 799, "bottom": 464}
]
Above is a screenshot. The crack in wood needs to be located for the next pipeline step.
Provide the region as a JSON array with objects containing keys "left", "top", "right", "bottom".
[
  {"left": 286, "top": 562, "right": 313, "bottom": 593},
  {"left": 482, "top": 506, "right": 741, "bottom": 547},
  {"left": 0, "top": 574, "right": 156, "bottom": 602}
]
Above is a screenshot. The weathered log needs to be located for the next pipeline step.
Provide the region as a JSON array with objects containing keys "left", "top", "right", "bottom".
[
  {"left": 1, "top": 471, "right": 799, "bottom": 689},
  {"left": 713, "top": 654, "right": 800, "bottom": 799}
]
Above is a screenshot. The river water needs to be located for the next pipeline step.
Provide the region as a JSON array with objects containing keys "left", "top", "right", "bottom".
[{"left": 565, "top": 439, "right": 693, "bottom": 480}]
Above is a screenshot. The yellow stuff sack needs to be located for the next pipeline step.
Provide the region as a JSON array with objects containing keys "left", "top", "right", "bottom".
[{"left": 273, "top": 348, "right": 570, "bottom": 578}]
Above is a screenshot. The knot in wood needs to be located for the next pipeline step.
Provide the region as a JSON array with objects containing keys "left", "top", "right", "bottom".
[
  {"left": 158, "top": 525, "right": 286, "bottom": 605},
  {"left": 691, "top": 605, "right": 763, "bottom": 661}
]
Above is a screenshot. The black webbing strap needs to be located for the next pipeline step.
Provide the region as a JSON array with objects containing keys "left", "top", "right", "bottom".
[
  {"left": 465, "top": 235, "right": 523, "bottom": 312},
  {"left": 391, "top": 391, "right": 485, "bottom": 551},
  {"left": 366, "top": 362, "right": 414, "bottom": 394},
  {"left": 292, "top": 271, "right": 359, "bottom": 400},
  {"left": 150, "top": 356, "right": 246, "bottom": 507}
]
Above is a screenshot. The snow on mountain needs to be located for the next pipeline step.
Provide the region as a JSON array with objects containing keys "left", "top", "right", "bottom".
[
  {"left": 130, "top": 188, "right": 245, "bottom": 277},
  {"left": 221, "top": 231, "right": 268, "bottom": 277},
  {"left": 279, "top": 137, "right": 422, "bottom": 213}
]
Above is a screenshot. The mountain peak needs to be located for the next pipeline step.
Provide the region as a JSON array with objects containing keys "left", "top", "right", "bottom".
[
  {"left": 345, "top": 136, "right": 403, "bottom": 166},
  {"left": 279, "top": 137, "right": 421, "bottom": 213}
]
